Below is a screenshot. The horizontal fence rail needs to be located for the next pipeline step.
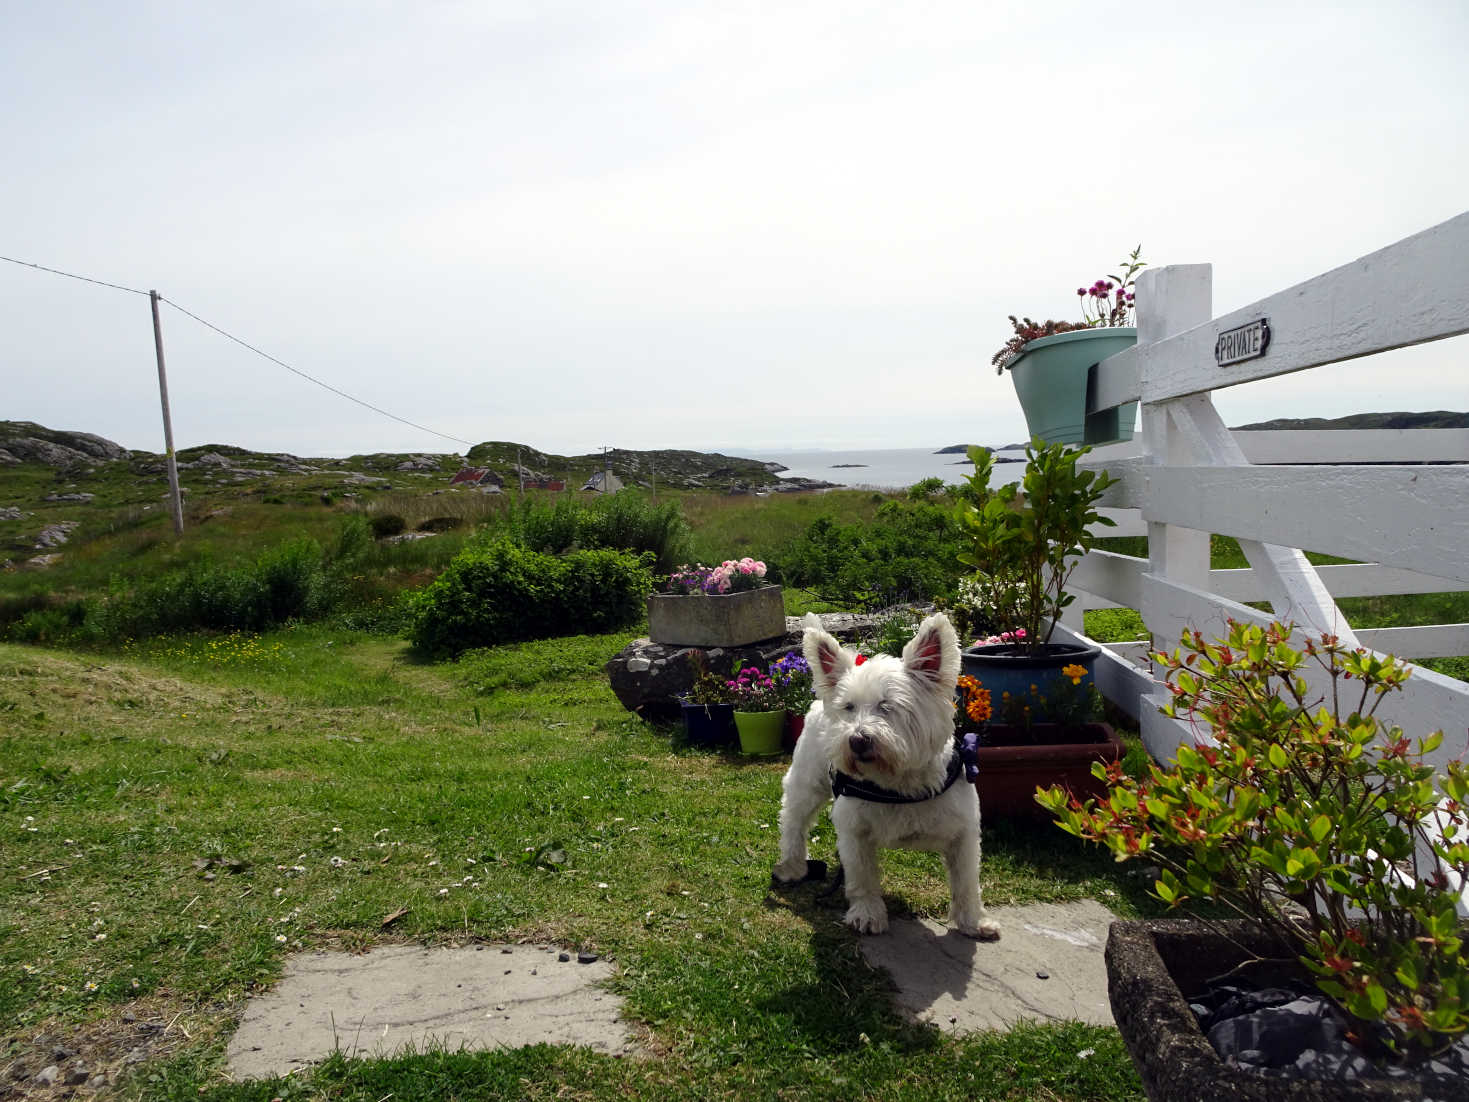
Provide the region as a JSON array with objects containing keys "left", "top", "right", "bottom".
[{"left": 1053, "top": 214, "right": 1469, "bottom": 775}]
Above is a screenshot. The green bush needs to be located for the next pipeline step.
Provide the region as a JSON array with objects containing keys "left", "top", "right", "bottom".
[
  {"left": 407, "top": 541, "right": 652, "bottom": 656},
  {"left": 508, "top": 492, "right": 691, "bottom": 573},
  {"left": 96, "top": 538, "right": 335, "bottom": 637},
  {"left": 334, "top": 515, "right": 373, "bottom": 565},
  {"left": 775, "top": 500, "right": 966, "bottom": 610},
  {"left": 369, "top": 513, "right": 407, "bottom": 539},
  {"left": 5, "top": 602, "right": 89, "bottom": 644},
  {"left": 255, "top": 538, "right": 332, "bottom": 624}
]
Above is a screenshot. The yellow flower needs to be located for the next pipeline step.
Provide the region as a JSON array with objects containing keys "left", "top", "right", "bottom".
[{"left": 1062, "top": 663, "right": 1087, "bottom": 685}]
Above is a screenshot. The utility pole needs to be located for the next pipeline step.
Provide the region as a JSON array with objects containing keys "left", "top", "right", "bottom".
[{"left": 149, "top": 290, "right": 185, "bottom": 536}]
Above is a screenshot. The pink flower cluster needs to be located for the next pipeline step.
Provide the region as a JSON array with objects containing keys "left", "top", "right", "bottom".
[
  {"left": 976, "top": 628, "right": 1027, "bottom": 646},
  {"left": 707, "top": 557, "right": 767, "bottom": 594}
]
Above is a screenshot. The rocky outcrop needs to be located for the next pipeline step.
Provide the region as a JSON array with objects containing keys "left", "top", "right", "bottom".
[
  {"left": 0, "top": 422, "right": 129, "bottom": 466},
  {"left": 604, "top": 611, "right": 893, "bottom": 720},
  {"left": 35, "top": 522, "right": 80, "bottom": 549}
]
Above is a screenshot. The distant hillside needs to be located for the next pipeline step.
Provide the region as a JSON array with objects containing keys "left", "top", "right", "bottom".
[
  {"left": 936, "top": 443, "right": 1028, "bottom": 455},
  {"left": 0, "top": 422, "right": 833, "bottom": 498},
  {"left": 464, "top": 441, "right": 828, "bottom": 492},
  {"left": 1233, "top": 411, "right": 1468, "bottom": 431}
]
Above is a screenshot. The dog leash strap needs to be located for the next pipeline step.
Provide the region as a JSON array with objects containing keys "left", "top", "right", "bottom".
[{"left": 831, "top": 754, "right": 963, "bottom": 804}]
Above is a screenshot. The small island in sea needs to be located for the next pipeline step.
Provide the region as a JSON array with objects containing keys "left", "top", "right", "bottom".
[{"left": 829, "top": 463, "right": 869, "bottom": 469}]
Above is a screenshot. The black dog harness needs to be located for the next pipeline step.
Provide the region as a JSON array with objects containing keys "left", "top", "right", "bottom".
[{"left": 830, "top": 733, "right": 981, "bottom": 805}]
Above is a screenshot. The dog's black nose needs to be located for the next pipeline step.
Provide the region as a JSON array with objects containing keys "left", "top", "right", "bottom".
[{"left": 849, "top": 733, "right": 873, "bottom": 756}]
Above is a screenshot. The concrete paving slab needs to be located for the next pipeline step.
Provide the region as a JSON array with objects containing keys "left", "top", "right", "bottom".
[
  {"left": 858, "top": 899, "right": 1118, "bottom": 1033},
  {"left": 226, "top": 943, "right": 631, "bottom": 1081}
]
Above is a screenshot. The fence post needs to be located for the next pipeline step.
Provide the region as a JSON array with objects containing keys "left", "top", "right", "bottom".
[
  {"left": 1137, "top": 266, "right": 1213, "bottom": 593},
  {"left": 1134, "top": 265, "right": 1213, "bottom": 759}
]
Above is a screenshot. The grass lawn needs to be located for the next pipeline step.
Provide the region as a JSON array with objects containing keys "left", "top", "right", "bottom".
[{"left": 0, "top": 626, "right": 1162, "bottom": 1100}]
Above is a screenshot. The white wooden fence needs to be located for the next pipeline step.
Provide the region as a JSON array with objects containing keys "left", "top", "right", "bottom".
[{"left": 1047, "top": 212, "right": 1469, "bottom": 771}]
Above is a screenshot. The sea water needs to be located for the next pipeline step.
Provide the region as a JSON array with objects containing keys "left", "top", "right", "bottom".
[{"left": 756, "top": 447, "right": 1020, "bottom": 491}]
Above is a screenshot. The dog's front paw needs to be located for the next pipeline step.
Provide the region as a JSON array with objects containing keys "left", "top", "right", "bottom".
[
  {"left": 954, "top": 918, "right": 1001, "bottom": 941},
  {"left": 843, "top": 899, "right": 889, "bottom": 935},
  {"left": 771, "top": 856, "right": 810, "bottom": 885}
]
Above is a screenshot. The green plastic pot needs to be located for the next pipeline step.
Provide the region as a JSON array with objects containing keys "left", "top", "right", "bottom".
[
  {"left": 733, "top": 709, "right": 785, "bottom": 756},
  {"left": 1005, "top": 328, "right": 1138, "bottom": 446}
]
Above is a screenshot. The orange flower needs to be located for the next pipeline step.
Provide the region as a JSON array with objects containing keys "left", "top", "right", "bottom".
[
  {"left": 956, "top": 675, "right": 991, "bottom": 723},
  {"left": 1062, "top": 663, "right": 1087, "bottom": 685}
]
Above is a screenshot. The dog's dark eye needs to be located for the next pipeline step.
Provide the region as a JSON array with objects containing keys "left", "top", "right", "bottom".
[{"left": 842, "top": 701, "right": 855, "bottom": 711}]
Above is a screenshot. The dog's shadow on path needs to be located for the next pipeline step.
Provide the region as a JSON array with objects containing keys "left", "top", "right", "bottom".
[
  {"left": 853, "top": 918, "right": 986, "bottom": 1016},
  {"left": 760, "top": 880, "right": 963, "bottom": 1053}
]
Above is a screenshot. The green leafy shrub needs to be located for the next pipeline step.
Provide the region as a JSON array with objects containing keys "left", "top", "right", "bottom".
[
  {"left": 5, "top": 602, "right": 89, "bottom": 644},
  {"left": 776, "top": 500, "right": 966, "bottom": 611},
  {"left": 509, "top": 492, "right": 691, "bottom": 573},
  {"left": 255, "top": 538, "right": 332, "bottom": 624},
  {"left": 334, "top": 515, "right": 373, "bottom": 564},
  {"left": 97, "top": 538, "right": 335, "bottom": 637},
  {"left": 1038, "top": 620, "right": 1469, "bottom": 1060},
  {"left": 956, "top": 440, "right": 1116, "bottom": 653},
  {"left": 406, "top": 541, "right": 651, "bottom": 656},
  {"left": 866, "top": 609, "right": 921, "bottom": 657},
  {"left": 369, "top": 513, "right": 407, "bottom": 539}
]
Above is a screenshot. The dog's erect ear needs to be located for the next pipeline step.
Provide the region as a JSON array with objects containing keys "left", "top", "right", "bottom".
[
  {"left": 803, "top": 616, "right": 853, "bottom": 701},
  {"left": 902, "top": 612, "right": 960, "bottom": 692}
]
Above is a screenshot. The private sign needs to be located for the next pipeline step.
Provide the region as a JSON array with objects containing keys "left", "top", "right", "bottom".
[{"left": 1215, "top": 318, "right": 1271, "bottom": 367}]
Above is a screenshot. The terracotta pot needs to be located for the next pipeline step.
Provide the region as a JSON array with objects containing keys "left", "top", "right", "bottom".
[
  {"left": 973, "top": 722, "right": 1121, "bottom": 818},
  {"left": 783, "top": 710, "right": 806, "bottom": 751}
]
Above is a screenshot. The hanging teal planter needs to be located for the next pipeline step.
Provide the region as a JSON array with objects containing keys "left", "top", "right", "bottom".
[{"left": 1004, "top": 328, "right": 1138, "bottom": 446}]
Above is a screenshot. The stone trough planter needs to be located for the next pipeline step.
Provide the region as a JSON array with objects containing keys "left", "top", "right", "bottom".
[
  {"left": 1106, "top": 919, "right": 1468, "bottom": 1102},
  {"left": 646, "top": 586, "right": 786, "bottom": 648}
]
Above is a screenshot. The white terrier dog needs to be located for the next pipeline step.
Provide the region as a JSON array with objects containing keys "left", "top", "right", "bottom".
[{"left": 773, "top": 612, "right": 1000, "bottom": 940}]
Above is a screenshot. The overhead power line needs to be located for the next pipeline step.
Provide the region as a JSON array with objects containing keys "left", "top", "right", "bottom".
[
  {"left": 158, "top": 295, "right": 475, "bottom": 447},
  {"left": 0, "top": 253, "right": 148, "bottom": 297},
  {"left": 1, "top": 253, "right": 476, "bottom": 449}
]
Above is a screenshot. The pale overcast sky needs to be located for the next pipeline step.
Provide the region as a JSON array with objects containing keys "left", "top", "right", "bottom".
[{"left": 3, "top": 1, "right": 1466, "bottom": 459}]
